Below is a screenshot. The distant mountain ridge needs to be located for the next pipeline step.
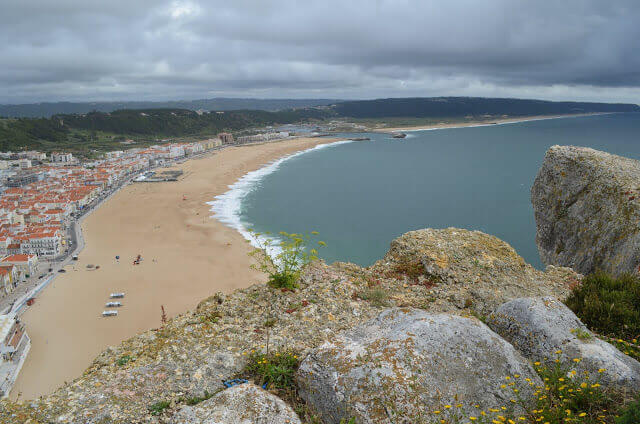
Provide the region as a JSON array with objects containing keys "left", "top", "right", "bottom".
[
  {"left": 0, "top": 98, "right": 341, "bottom": 118},
  {"left": 329, "top": 97, "right": 640, "bottom": 118}
]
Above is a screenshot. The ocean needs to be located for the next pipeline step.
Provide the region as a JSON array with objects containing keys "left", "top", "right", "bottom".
[{"left": 212, "top": 113, "right": 640, "bottom": 269}]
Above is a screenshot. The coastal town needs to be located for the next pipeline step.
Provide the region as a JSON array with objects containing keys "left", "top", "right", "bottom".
[{"left": 0, "top": 129, "right": 295, "bottom": 398}]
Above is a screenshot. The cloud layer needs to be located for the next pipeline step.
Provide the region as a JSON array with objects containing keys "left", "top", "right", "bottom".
[{"left": 1, "top": 0, "right": 639, "bottom": 103}]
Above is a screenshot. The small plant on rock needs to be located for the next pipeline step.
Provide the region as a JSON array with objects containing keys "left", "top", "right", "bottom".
[
  {"left": 244, "top": 349, "right": 300, "bottom": 390},
  {"left": 184, "top": 390, "right": 215, "bottom": 406},
  {"left": 148, "top": 400, "right": 170, "bottom": 416},
  {"left": 248, "top": 230, "right": 325, "bottom": 290},
  {"left": 571, "top": 327, "right": 593, "bottom": 341},
  {"left": 116, "top": 355, "right": 132, "bottom": 366}
]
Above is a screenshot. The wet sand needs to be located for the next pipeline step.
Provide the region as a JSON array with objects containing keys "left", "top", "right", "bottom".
[{"left": 11, "top": 137, "right": 335, "bottom": 400}]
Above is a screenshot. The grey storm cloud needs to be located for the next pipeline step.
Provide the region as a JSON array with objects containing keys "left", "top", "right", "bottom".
[{"left": 1, "top": 0, "right": 639, "bottom": 103}]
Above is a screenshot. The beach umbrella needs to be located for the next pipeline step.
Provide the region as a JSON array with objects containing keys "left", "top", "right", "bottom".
[{"left": 115, "top": 255, "right": 120, "bottom": 260}]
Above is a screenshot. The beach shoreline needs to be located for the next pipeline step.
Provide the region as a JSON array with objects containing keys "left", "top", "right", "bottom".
[
  {"left": 11, "top": 136, "right": 338, "bottom": 400},
  {"left": 370, "top": 112, "right": 613, "bottom": 133}
]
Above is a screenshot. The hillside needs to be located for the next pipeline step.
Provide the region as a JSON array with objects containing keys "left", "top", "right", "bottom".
[
  {"left": 0, "top": 108, "right": 328, "bottom": 153},
  {"left": 0, "top": 98, "right": 341, "bottom": 118},
  {"left": 329, "top": 97, "right": 640, "bottom": 118}
]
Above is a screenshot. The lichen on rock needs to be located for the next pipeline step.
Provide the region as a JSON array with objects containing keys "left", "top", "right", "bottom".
[
  {"left": 172, "top": 383, "right": 301, "bottom": 424},
  {"left": 488, "top": 296, "right": 640, "bottom": 396},
  {"left": 532, "top": 145, "right": 640, "bottom": 275},
  {"left": 297, "top": 308, "right": 541, "bottom": 423},
  {"left": 372, "top": 227, "right": 578, "bottom": 315}
]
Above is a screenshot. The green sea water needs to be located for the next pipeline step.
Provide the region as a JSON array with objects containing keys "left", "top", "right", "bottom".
[{"left": 223, "top": 113, "right": 640, "bottom": 269}]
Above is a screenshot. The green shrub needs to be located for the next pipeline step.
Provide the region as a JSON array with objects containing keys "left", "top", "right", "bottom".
[
  {"left": 148, "top": 400, "right": 170, "bottom": 416},
  {"left": 248, "top": 231, "right": 325, "bottom": 290},
  {"left": 244, "top": 350, "right": 299, "bottom": 390},
  {"left": 617, "top": 395, "right": 640, "bottom": 423},
  {"left": 116, "top": 355, "right": 132, "bottom": 366},
  {"left": 565, "top": 271, "right": 640, "bottom": 339}
]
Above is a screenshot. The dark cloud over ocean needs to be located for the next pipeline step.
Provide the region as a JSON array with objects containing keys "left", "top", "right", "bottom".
[{"left": 1, "top": 0, "right": 639, "bottom": 103}]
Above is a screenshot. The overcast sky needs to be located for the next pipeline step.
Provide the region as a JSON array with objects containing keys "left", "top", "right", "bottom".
[{"left": 1, "top": 0, "right": 639, "bottom": 104}]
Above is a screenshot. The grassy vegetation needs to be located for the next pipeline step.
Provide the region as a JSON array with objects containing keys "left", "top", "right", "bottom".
[
  {"left": 565, "top": 272, "right": 640, "bottom": 340},
  {"left": 116, "top": 355, "right": 132, "bottom": 366},
  {"left": 147, "top": 400, "right": 170, "bottom": 416},
  {"left": 241, "top": 349, "right": 326, "bottom": 423},
  {"left": 356, "top": 288, "right": 390, "bottom": 307},
  {"left": 616, "top": 396, "right": 640, "bottom": 423},
  {"left": 183, "top": 391, "right": 215, "bottom": 406},
  {"left": 244, "top": 350, "right": 300, "bottom": 390},
  {"left": 248, "top": 231, "right": 325, "bottom": 291}
]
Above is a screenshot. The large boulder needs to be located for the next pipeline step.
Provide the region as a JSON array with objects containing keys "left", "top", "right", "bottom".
[
  {"left": 531, "top": 145, "right": 640, "bottom": 275},
  {"left": 171, "top": 383, "right": 301, "bottom": 424},
  {"left": 488, "top": 296, "right": 640, "bottom": 395},
  {"left": 297, "top": 308, "right": 542, "bottom": 424},
  {"left": 375, "top": 227, "right": 579, "bottom": 315}
]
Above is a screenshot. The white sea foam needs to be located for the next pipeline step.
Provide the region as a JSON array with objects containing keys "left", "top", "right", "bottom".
[{"left": 208, "top": 139, "right": 356, "bottom": 254}]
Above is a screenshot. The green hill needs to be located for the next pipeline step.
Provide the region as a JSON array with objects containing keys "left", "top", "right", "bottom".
[
  {"left": 0, "top": 108, "right": 328, "bottom": 153},
  {"left": 329, "top": 97, "right": 640, "bottom": 118}
]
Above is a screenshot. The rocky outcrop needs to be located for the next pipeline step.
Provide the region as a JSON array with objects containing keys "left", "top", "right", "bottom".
[
  {"left": 0, "top": 228, "right": 579, "bottom": 423},
  {"left": 297, "top": 308, "right": 541, "bottom": 423},
  {"left": 373, "top": 227, "right": 579, "bottom": 315},
  {"left": 488, "top": 297, "right": 640, "bottom": 395},
  {"left": 531, "top": 145, "right": 640, "bottom": 275},
  {"left": 171, "top": 383, "right": 301, "bottom": 424}
]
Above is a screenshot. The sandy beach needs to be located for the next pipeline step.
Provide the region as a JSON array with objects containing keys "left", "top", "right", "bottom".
[
  {"left": 11, "top": 137, "right": 336, "bottom": 400},
  {"left": 372, "top": 113, "right": 611, "bottom": 133}
]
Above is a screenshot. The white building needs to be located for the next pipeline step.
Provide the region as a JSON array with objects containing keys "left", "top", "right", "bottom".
[
  {"left": 105, "top": 151, "right": 124, "bottom": 159},
  {"left": 51, "top": 153, "right": 74, "bottom": 163},
  {"left": 19, "top": 231, "right": 62, "bottom": 257},
  {"left": 169, "top": 145, "right": 185, "bottom": 158},
  {"left": 26, "top": 152, "right": 46, "bottom": 161},
  {"left": 18, "top": 159, "right": 32, "bottom": 169},
  {"left": 184, "top": 144, "right": 204, "bottom": 156},
  {"left": 1, "top": 254, "right": 39, "bottom": 277}
]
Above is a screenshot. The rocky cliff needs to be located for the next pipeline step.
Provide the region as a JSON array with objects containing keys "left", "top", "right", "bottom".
[
  {"left": 532, "top": 145, "right": 640, "bottom": 275},
  {"left": 0, "top": 228, "right": 609, "bottom": 424}
]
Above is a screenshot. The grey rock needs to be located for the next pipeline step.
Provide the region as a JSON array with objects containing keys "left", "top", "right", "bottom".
[
  {"left": 2, "top": 229, "right": 582, "bottom": 423},
  {"left": 531, "top": 145, "right": 640, "bottom": 274},
  {"left": 488, "top": 296, "right": 640, "bottom": 395},
  {"left": 171, "top": 383, "right": 301, "bottom": 424},
  {"left": 297, "top": 308, "right": 541, "bottom": 424},
  {"left": 376, "top": 227, "right": 579, "bottom": 315}
]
